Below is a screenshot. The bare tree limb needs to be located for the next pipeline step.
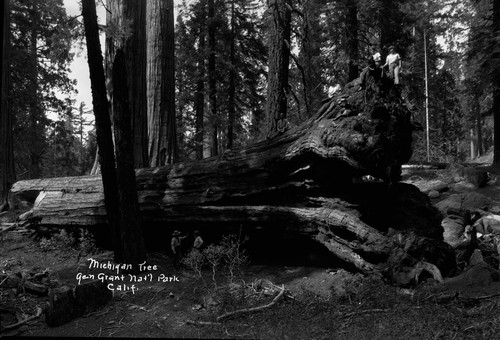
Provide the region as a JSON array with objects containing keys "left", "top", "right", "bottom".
[
  {"left": 2, "top": 307, "right": 42, "bottom": 330},
  {"left": 216, "top": 285, "right": 285, "bottom": 322}
]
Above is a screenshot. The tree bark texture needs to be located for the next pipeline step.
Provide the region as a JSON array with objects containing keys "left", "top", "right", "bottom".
[
  {"left": 111, "top": 48, "right": 147, "bottom": 271},
  {"left": 473, "top": 93, "right": 483, "bottom": 157},
  {"left": 266, "top": 0, "right": 291, "bottom": 139},
  {"left": 146, "top": 0, "right": 178, "bottom": 167},
  {"left": 379, "top": 0, "right": 392, "bottom": 52},
  {"left": 346, "top": 0, "right": 359, "bottom": 82},
  {"left": 195, "top": 3, "right": 206, "bottom": 160},
  {"left": 28, "top": 20, "right": 43, "bottom": 179},
  {"left": 106, "top": 0, "right": 148, "bottom": 168},
  {"left": 299, "top": 0, "right": 324, "bottom": 119},
  {"left": 208, "top": 0, "right": 218, "bottom": 156},
  {"left": 227, "top": 0, "right": 236, "bottom": 150},
  {"left": 82, "top": 0, "right": 123, "bottom": 261},
  {"left": 0, "top": 0, "right": 14, "bottom": 210},
  {"left": 10, "top": 70, "right": 455, "bottom": 284},
  {"left": 493, "top": 0, "right": 500, "bottom": 166}
]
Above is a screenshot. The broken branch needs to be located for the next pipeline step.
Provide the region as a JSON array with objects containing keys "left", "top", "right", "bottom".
[
  {"left": 216, "top": 284, "right": 285, "bottom": 322},
  {"left": 2, "top": 307, "right": 43, "bottom": 330}
]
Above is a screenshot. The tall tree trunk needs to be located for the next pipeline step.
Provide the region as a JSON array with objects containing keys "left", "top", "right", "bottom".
[
  {"left": 300, "top": 0, "right": 323, "bottom": 119},
  {"left": 266, "top": 0, "right": 291, "bottom": 139},
  {"left": 227, "top": 0, "right": 236, "bottom": 150},
  {"left": 82, "top": 0, "right": 123, "bottom": 262},
  {"left": 79, "top": 102, "right": 85, "bottom": 174},
  {"left": 346, "top": 0, "right": 359, "bottom": 82},
  {"left": 28, "top": 23, "right": 43, "bottom": 179},
  {"left": 379, "top": 0, "right": 391, "bottom": 51},
  {"left": 106, "top": 0, "right": 148, "bottom": 168},
  {"left": 146, "top": 0, "right": 178, "bottom": 166},
  {"left": 0, "top": 0, "right": 14, "bottom": 211},
  {"left": 473, "top": 93, "right": 483, "bottom": 156},
  {"left": 146, "top": 0, "right": 162, "bottom": 165},
  {"left": 493, "top": 0, "right": 500, "bottom": 166},
  {"left": 112, "top": 48, "right": 147, "bottom": 270},
  {"left": 163, "top": 0, "right": 178, "bottom": 164},
  {"left": 208, "top": 0, "right": 218, "bottom": 156},
  {"left": 195, "top": 3, "right": 206, "bottom": 160}
]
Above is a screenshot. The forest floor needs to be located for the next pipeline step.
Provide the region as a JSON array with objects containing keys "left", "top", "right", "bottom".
[{"left": 1, "top": 164, "right": 500, "bottom": 339}]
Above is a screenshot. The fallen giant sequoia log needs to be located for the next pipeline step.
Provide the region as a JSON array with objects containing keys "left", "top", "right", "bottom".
[{"left": 11, "top": 70, "right": 456, "bottom": 284}]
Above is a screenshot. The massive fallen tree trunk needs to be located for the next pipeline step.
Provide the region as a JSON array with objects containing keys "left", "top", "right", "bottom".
[{"left": 10, "top": 71, "right": 456, "bottom": 284}]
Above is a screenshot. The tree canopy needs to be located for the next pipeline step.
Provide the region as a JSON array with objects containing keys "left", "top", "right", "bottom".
[{"left": 2, "top": 0, "right": 500, "bottom": 197}]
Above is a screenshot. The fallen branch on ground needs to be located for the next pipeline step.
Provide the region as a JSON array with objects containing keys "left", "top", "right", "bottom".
[
  {"left": 338, "top": 308, "right": 390, "bottom": 318},
  {"left": 414, "top": 261, "right": 444, "bottom": 283},
  {"left": 216, "top": 284, "right": 285, "bottom": 322},
  {"left": 0, "top": 223, "right": 17, "bottom": 241},
  {"left": 185, "top": 319, "right": 221, "bottom": 326},
  {"left": 0, "top": 273, "right": 48, "bottom": 296},
  {"left": 0, "top": 275, "right": 9, "bottom": 287},
  {"left": 475, "top": 293, "right": 500, "bottom": 300},
  {"left": 2, "top": 307, "right": 43, "bottom": 330}
]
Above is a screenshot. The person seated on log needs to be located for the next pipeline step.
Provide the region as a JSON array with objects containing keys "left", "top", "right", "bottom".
[
  {"left": 171, "top": 230, "right": 188, "bottom": 269},
  {"left": 382, "top": 45, "right": 402, "bottom": 85}
]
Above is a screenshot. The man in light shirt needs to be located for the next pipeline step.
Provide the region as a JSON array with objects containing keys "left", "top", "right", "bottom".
[{"left": 383, "top": 46, "right": 402, "bottom": 84}]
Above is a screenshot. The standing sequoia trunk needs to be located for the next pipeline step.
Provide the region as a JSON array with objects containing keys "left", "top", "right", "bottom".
[
  {"left": 493, "top": 0, "right": 500, "bottom": 166},
  {"left": 146, "top": 0, "right": 178, "bottom": 166},
  {"left": 208, "top": 0, "right": 218, "bottom": 156},
  {"left": 227, "top": 0, "right": 236, "bottom": 150},
  {"left": 194, "top": 5, "right": 206, "bottom": 160},
  {"left": 266, "top": 0, "right": 291, "bottom": 139},
  {"left": 11, "top": 71, "right": 455, "bottom": 284},
  {"left": 346, "top": 0, "right": 359, "bottom": 82},
  {"left": 300, "top": 0, "right": 324, "bottom": 119},
  {"left": 106, "top": 0, "right": 148, "bottom": 168},
  {"left": 111, "top": 49, "right": 147, "bottom": 271},
  {"left": 0, "top": 0, "right": 14, "bottom": 211}
]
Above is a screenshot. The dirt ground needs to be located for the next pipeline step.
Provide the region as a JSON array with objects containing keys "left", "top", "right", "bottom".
[{"left": 1, "top": 166, "right": 500, "bottom": 339}]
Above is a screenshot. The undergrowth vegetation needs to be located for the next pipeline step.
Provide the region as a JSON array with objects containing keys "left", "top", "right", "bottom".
[
  {"left": 38, "top": 228, "right": 99, "bottom": 255},
  {"left": 181, "top": 231, "right": 251, "bottom": 315}
]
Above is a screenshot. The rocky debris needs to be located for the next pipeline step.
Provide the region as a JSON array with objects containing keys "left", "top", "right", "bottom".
[
  {"left": 45, "top": 280, "right": 112, "bottom": 327},
  {"left": 407, "top": 179, "right": 448, "bottom": 195},
  {"left": 0, "top": 272, "right": 49, "bottom": 296},
  {"left": 474, "top": 214, "right": 500, "bottom": 235},
  {"left": 463, "top": 168, "right": 489, "bottom": 188},
  {"left": 442, "top": 261, "right": 500, "bottom": 291},
  {"left": 435, "top": 192, "right": 495, "bottom": 216},
  {"left": 428, "top": 190, "right": 440, "bottom": 199},
  {"left": 403, "top": 164, "right": 491, "bottom": 197},
  {"left": 442, "top": 214, "right": 468, "bottom": 249}
]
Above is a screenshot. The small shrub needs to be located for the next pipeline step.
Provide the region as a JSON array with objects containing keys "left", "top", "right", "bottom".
[
  {"left": 38, "top": 228, "right": 100, "bottom": 255},
  {"left": 214, "top": 282, "right": 248, "bottom": 314},
  {"left": 203, "top": 244, "right": 226, "bottom": 288},
  {"left": 182, "top": 230, "right": 249, "bottom": 298},
  {"left": 78, "top": 228, "right": 98, "bottom": 255},
  {"left": 39, "top": 229, "right": 75, "bottom": 252},
  {"left": 220, "top": 234, "right": 248, "bottom": 282},
  {"left": 181, "top": 249, "right": 205, "bottom": 280}
]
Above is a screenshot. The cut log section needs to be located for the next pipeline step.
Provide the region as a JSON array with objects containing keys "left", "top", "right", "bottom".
[{"left": 9, "top": 70, "right": 455, "bottom": 284}]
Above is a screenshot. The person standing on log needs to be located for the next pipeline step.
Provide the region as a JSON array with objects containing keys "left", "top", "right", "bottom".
[
  {"left": 383, "top": 46, "right": 402, "bottom": 85},
  {"left": 171, "top": 230, "right": 187, "bottom": 269}
]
